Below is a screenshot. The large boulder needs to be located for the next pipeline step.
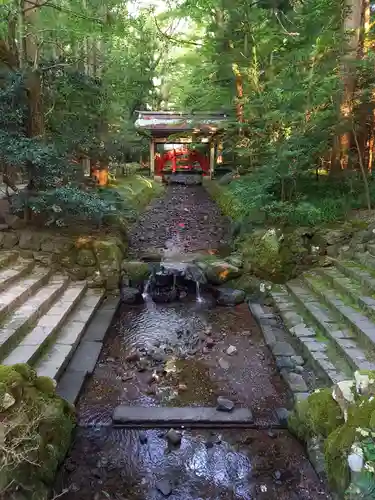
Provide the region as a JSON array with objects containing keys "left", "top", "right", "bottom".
[
  {"left": 214, "top": 287, "right": 246, "bottom": 306},
  {"left": 121, "top": 261, "right": 150, "bottom": 286},
  {"left": 120, "top": 286, "right": 143, "bottom": 304},
  {"left": 0, "top": 364, "right": 75, "bottom": 498},
  {"left": 200, "top": 259, "right": 241, "bottom": 286}
]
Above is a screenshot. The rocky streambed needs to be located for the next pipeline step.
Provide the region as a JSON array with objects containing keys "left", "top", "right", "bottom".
[{"left": 54, "top": 185, "right": 330, "bottom": 500}]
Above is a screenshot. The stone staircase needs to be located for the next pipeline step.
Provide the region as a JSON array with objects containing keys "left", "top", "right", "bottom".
[
  {"left": 272, "top": 245, "right": 375, "bottom": 387},
  {"left": 0, "top": 250, "right": 115, "bottom": 392}
]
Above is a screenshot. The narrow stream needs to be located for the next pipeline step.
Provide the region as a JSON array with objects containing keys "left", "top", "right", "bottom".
[{"left": 54, "top": 185, "right": 330, "bottom": 500}]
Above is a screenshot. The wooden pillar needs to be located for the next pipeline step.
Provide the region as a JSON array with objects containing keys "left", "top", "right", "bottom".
[
  {"left": 150, "top": 139, "right": 155, "bottom": 178},
  {"left": 209, "top": 140, "right": 216, "bottom": 179}
]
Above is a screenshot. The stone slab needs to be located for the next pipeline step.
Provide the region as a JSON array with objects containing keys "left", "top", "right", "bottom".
[
  {"left": 113, "top": 406, "right": 254, "bottom": 428},
  {"left": 84, "top": 296, "right": 120, "bottom": 342},
  {"left": 56, "top": 370, "right": 87, "bottom": 405},
  {"left": 68, "top": 340, "right": 102, "bottom": 374}
]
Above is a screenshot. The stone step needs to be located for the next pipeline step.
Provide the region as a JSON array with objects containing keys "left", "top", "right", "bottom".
[
  {"left": 366, "top": 243, "right": 375, "bottom": 257},
  {"left": 36, "top": 289, "right": 104, "bottom": 380},
  {"left": 315, "top": 267, "right": 375, "bottom": 321},
  {"left": 334, "top": 260, "right": 375, "bottom": 294},
  {"left": 2, "top": 282, "right": 88, "bottom": 367},
  {"left": 0, "top": 274, "right": 69, "bottom": 360},
  {"left": 0, "top": 267, "right": 53, "bottom": 320},
  {"left": 0, "top": 258, "right": 35, "bottom": 293},
  {"left": 0, "top": 250, "right": 19, "bottom": 269},
  {"left": 354, "top": 252, "right": 375, "bottom": 275},
  {"left": 286, "top": 280, "right": 375, "bottom": 372},
  {"left": 302, "top": 272, "right": 375, "bottom": 355},
  {"left": 272, "top": 286, "right": 350, "bottom": 384}
]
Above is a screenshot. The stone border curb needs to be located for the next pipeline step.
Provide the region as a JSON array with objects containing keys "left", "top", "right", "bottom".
[
  {"left": 57, "top": 295, "right": 120, "bottom": 404},
  {"left": 249, "top": 302, "right": 311, "bottom": 407}
]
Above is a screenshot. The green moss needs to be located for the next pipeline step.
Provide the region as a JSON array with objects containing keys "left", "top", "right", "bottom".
[
  {"left": 324, "top": 423, "right": 354, "bottom": 493},
  {"left": 0, "top": 365, "right": 24, "bottom": 387},
  {"left": 12, "top": 363, "right": 37, "bottom": 382},
  {"left": 288, "top": 389, "right": 344, "bottom": 441},
  {"left": 34, "top": 376, "right": 56, "bottom": 396},
  {"left": 121, "top": 261, "right": 150, "bottom": 284},
  {"left": 347, "top": 396, "right": 375, "bottom": 427}
]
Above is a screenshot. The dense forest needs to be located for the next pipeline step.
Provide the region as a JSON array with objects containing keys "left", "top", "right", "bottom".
[{"left": 0, "top": 0, "right": 375, "bottom": 226}]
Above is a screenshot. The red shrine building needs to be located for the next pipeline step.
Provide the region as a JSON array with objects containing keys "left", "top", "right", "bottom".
[{"left": 135, "top": 111, "right": 226, "bottom": 179}]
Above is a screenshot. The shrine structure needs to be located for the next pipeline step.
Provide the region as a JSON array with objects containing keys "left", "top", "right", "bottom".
[{"left": 134, "top": 111, "right": 226, "bottom": 179}]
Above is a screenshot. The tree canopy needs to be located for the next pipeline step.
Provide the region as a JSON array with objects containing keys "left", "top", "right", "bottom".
[{"left": 0, "top": 0, "right": 375, "bottom": 227}]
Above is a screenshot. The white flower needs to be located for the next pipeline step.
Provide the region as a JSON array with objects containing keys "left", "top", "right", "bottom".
[
  {"left": 260, "top": 283, "right": 266, "bottom": 293},
  {"left": 314, "top": 389, "right": 321, "bottom": 394},
  {"left": 365, "top": 463, "right": 375, "bottom": 473},
  {"left": 260, "top": 485, "right": 267, "bottom": 493}
]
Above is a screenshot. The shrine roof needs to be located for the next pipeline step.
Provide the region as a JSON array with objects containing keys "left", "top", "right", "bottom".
[{"left": 135, "top": 111, "right": 227, "bottom": 136}]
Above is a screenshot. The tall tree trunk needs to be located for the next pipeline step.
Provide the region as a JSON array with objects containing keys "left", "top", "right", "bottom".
[{"left": 330, "top": 0, "right": 364, "bottom": 175}]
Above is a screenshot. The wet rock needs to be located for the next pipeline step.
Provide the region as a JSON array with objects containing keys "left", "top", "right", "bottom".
[
  {"left": 151, "top": 349, "right": 167, "bottom": 363},
  {"left": 166, "top": 428, "right": 182, "bottom": 446},
  {"left": 267, "top": 430, "right": 276, "bottom": 439},
  {"left": 121, "top": 374, "right": 134, "bottom": 382},
  {"left": 226, "top": 345, "right": 237, "bottom": 356},
  {"left": 294, "top": 365, "right": 304, "bottom": 374},
  {"left": 281, "top": 370, "right": 308, "bottom": 392},
  {"left": 274, "top": 470, "right": 282, "bottom": 481},
  {"left": 276, "top": 356, "right": 295, "bottom": 370},
  {"left": 202, "top": 346, "right": 210, "bottom": 355},
  {"left": 275, "top": 407, "right": 289, "bottom": 427},
  {"left": 218, "top": 358, "right": 230, "bottom": 370},
  {"left": 156, "top": 479, "right": 172, "bottom": 497},
  {"left": 205, "top": 338, "right": 215, "bottom": 348},
  {"left": 120, "top": 286, "right": 143, "bottom": 304},
  {"left": 291, "top": 355, "right": 304, "bottom": 365},
  {"left": 205, "top": 440, "right": 214, "bottom": 449},
  {"left": 216, "top": 396, "right": 234, "bottom": 412},
  {"left": 125, "top": 351, "right": 140, "bottom": 363},
  {"left": 139, "top": 431, "right": 148, "bottom": 444},
  {"left": 215, "top": 288, "right": 246, "bottom": 306},
  {"left": 204, "top": 261, "right": 241, "bottom": 286},
  {"left": 137, "top": 359, "right": 149, "bottom": 372},
  {"left": 178, "top": 383, "right": 188, "bottom": 392}
]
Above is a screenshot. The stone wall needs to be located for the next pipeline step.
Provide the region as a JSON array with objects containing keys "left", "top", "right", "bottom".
[{"left": 0, "top": 226, "right": 126, "bottom": 290}]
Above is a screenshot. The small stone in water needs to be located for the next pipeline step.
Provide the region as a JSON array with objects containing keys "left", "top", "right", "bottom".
[
  {"left": 166, "top": 428, "right": 182, "bottom": 446},
  {"left": 226, "top": 345, "right": 237, "bottom": 356},
  {"left": 156, "top": 479, "right": 172, "bottom": 497},
  {"left": 137, "top": 359, "right": 149, "bottom": 372},
  {"left": 294, "top": 365, "right": 304, "bottom": 374},
  {"left": 216, "top": 396, "right": 234, "bottom": 412},
  {"left": 121, "top": 374, "right": 134, "bottom": 382},
  {"left": 205, "top": 440, "right": 214, "bottom": 449},
  {"left": 178, "top": 383, "right": 188, "bottom": 392},
  {"left": 126, "top": 351, "right": 140, "bottom": 363},
  {"left": 274, "top": 470, "right": 282, "bottom": 481},
  {"left": 218, "top": 358, "right": 230, "bottom": 370},
  {"left": 139, "top": 431, "right": 148, "bottom": 444},
  {"left": 205, "top": 338, "right": 215, "bottom": 348},
  {"left": 267, "top": 430, "right": 276, "bottom": 439}
]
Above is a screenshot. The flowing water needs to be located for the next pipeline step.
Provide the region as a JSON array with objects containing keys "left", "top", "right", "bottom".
[{"left": 54, "top": 185, "right": 330, "bottom": 500}]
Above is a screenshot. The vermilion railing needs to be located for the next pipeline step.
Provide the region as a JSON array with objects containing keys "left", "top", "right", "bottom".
[{"left": 155, "top": 149, "right": 209, "bottom": 176}]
